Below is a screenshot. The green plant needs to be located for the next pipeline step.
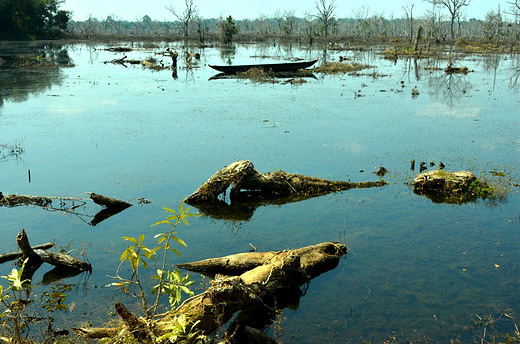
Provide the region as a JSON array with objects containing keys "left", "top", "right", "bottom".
[
  {"left": 156, "top": 314, "right": 205, "bottom": 344},
  {"left": 151, "top": 268, "right": 194, "bottom": 310},
  {"left": 219, "top": 15, "right": 237, "bottom": 44},
  {"left": 40, "top": 283, "right": 74, "bottom": 312},
  {"left": 0, "top": 259, "right": 31, "bottom": 342},
  {"left": 107, "top": 202, "right": 199, "bottom": 317}
]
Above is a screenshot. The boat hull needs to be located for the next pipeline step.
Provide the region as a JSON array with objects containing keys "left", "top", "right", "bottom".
[{"left": 209, "top": 59, "right": 318, "bottom": 74}]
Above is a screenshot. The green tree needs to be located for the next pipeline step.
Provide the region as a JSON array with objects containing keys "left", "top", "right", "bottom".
[
  {"left": 0, "top": 0, "right": 70, "bottom": 40},
  {"left": 219, "top": 15, "right": 237, "bottom": 44}
]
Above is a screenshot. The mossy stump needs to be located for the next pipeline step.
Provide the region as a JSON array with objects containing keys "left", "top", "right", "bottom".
[{"left": 413, "top": 170, "right": 490, "bottom": 204}]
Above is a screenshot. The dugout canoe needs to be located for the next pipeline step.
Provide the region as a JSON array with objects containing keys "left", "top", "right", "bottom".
[{"left": 209, "top": 59, "right": 318, "bottom": 74}]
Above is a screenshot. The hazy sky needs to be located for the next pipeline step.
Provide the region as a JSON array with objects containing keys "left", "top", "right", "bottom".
[{"left": 62, "top": 0, "right": 510, "bottom": 22}]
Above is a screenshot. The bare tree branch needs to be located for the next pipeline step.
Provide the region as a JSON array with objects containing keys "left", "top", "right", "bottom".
[
  {"left": 314, "top": 0, "right": 337, "bottom": 37},
  {"left": 426, "top": 0, "right": 471, "bottom": 39},
  {"left": 166, "top": 0, "right": 197, "bottom": 39}
]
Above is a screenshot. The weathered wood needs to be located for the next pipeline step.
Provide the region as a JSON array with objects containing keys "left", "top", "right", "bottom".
[
  {"left": 184, "top": 160, "right": 387, "bottom": 205},
  {"left": 73, "top": 327, "right": 119, "bottom": 338},
  {"left": 0, "top": 242, "right": 54, "bottom": 263},
  {"left": 155, "top": 242, "right": 347, "bottom": 337},
  {"left": 444, "top": 64, "right": 473, "bottom": 74},
  {"left": 89, "top": 193, "right": 132, "bottom": 209},
  {"left": 0, "top": 194, "right": 52, "bottom": 207},
  {"left": 413, "top": 170, "right": 490, "bottom": 204},
  {"left": 185, "top": 161, "right": 258, "bottom": 203},
  {"left": 16, "top": 229, "right": 91, "bottom": 272},
  {"left": 80, "top": 242, "right": 347, "bottom": 341},
  {"left": 115, "top": 303, "right": 150, "bottom": 341},
  {"left": 413, "top": 26, "right": 423, "bottom": 51},
  {"left": 177, "top": 251, "right": 277, "bottom": 277}
]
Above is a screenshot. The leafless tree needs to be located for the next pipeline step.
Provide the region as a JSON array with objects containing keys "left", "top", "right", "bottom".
[
  {"left": 426, "top": 0, "right": 471, "bottom": 39},
  {"left": 284, "top": 10, "right": 297, "bottom": 35},
  {"left": 167, "top": 0, "right": 197, "bottom": 39},
  {"left": 507, "top": 0, "right": 520, "bottom": 38},
  {"left": 314, "top": 0, "right": 337, "bottom": 37},
  {"left": 353, "top": 6, "right": 371, "bottom": 38},
  {"left": 402, "top": 3, "right": 415, "bottom": 42},
  {"left": 274, "top": 9, "right": 284, "bottom": 35},
  {"left": 303, "top": 12, "right": 318, "bottom": 44}
]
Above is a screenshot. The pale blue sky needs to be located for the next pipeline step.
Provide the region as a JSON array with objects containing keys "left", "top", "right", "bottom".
[{"left": 62, "top": 0, "right": 510, "bottom": 21}]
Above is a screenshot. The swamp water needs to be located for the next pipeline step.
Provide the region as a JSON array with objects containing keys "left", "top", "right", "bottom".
[{"left": 0, "top": 41, "right": 519, "bottom": 343}]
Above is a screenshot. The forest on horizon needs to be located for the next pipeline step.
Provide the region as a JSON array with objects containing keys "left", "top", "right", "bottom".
[{"left": 1, "top": 0, "right": 520, "bottom": 44}]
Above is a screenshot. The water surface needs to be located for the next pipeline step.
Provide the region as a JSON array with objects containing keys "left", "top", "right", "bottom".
[{"left": 0, "top": 41, "right": 519, "bottom": 343}]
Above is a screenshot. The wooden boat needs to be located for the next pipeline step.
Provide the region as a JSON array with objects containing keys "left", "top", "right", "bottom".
[{"left": 209, "top": 59, "right": 318, "bottom": 74}]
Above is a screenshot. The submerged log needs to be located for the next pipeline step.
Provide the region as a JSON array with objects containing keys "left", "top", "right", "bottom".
[
  {"left": 0, "top": 194, "right": 52, "bottom": 207},
  {"left": 77, "top": 242, "right": 347, "bottom": 341},
  {"left": 0, "top": 242, "right": 54, "bottom": 263},
  {"left": 73, "top": 327, "right": 119, "bottom": 339},
  {"left": 184, "top": 160, "right": 387, "bottom": 205},
  {"left": 16, "top": 229, "right": 91, "bottom": 272},
  {"left": 444, "top": 64, "right": 473, "bottom": 74},
  {"left": 156, "top": 242, "right": 347, "bottom": 338},
  {"left": 89, "top": 193, "right": 132, "bottom": 209},
  {"left": 177, "top": 250, "right": 277, "bottom": 277}
]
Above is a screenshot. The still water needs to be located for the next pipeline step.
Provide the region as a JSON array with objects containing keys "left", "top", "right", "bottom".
[{"left": 0, "top": 41, "right": 519, "bottom": 343}]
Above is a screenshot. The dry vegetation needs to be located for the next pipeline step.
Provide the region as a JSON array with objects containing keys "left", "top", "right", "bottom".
[{"left": 312, "top": 61, "right": 373, "bottom": 74}]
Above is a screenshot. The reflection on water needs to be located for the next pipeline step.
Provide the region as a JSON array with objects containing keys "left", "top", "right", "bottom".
[
  {"left": 0, "top": 43, "right": 73, "bottom": 107},
  {"left": 0, "top": 41, "right": 518, "bottom": 343}
]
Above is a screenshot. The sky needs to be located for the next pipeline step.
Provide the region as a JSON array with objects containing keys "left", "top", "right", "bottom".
[{"left": 61, "top": 0, "right": 511, "bottom": 22}]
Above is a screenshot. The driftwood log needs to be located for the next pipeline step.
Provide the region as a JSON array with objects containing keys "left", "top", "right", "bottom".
[
  {"left": 184, "top": 161, "right": 387, "bottom": 219},
  {"left": 0, "top": 242, "right": 54, "bottom": 263},
  {"left": 16, "top": 229, "right": 91, "bottom": 272},
  {"left": 76, "top": 242, "right": 347, "bottom": 342},
  {"left": 0, "top": 192, "right": 132, "bottom": 226},
  {"left": 444, "top": 64, "right": 474, "bottom": 74}
]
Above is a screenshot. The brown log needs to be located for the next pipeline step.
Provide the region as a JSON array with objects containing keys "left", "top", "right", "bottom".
[
  {"left": 177, "top": 251, "right": 277, "bottom": 277},
  {"left": 185, "top": 160, "right": 258, "bottom": 203},
  {"left": 0, "top": 194, "right": 52, "bottom": 207},
  {"left": 115, "top": 303, "right": 150, "bottom": 340},
  {"left": 16, "top": 229, "right": 91, "bottom": 272},
  {"left": 82, "top": 242, "right": 347, "bottom": 341},
  {"left": 155, "top": 242, "right": 347, "bottom": 337},
  {"left": 184, "top": 160, "right": 387, "bottom": 204},
  {"left": 89, "top": 193, "right": 132, "bottom": 209},
  {"left": 0, "top": 242, "right": 54, "bottom": 263},
  {"left": 74, "top": 327, "right": 119, "bottom": 338},
  {"left": 413, "top": 25, "right": 423, "bottom": 51}
]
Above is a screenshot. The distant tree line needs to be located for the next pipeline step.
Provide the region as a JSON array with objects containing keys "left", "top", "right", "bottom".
[
  {"left": 2, "top": 0, "right": 519, "bottom": 43},
  {"left": 66, "top": 9, "right": 519, "bottom": 44},
  {"left": 0, "top": 0, "right": 70, "bottom": 40}
]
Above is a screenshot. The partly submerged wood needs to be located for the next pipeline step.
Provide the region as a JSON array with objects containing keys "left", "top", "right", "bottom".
[
  {"left": 444, "top": 65, "right": 473, "bottom": 74},
  {"left": 76, "top": 242, "right": 347, "bottom": 342},
  {"left": 16, "top": 229, "right": 91, "bottom": 272},
  {"left": 184, "top": 160, "right": 387, "bottom": 205},
  {"left": 0, "top": 242, "right": 54, "bottom": 263},
  {"left": 0, "top": 192, "right": 132, "bottom": 226}
]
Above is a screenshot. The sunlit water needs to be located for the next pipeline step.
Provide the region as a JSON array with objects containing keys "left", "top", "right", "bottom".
[{"left": 0, "top": 41, "right": 519, "bottom": 343}]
